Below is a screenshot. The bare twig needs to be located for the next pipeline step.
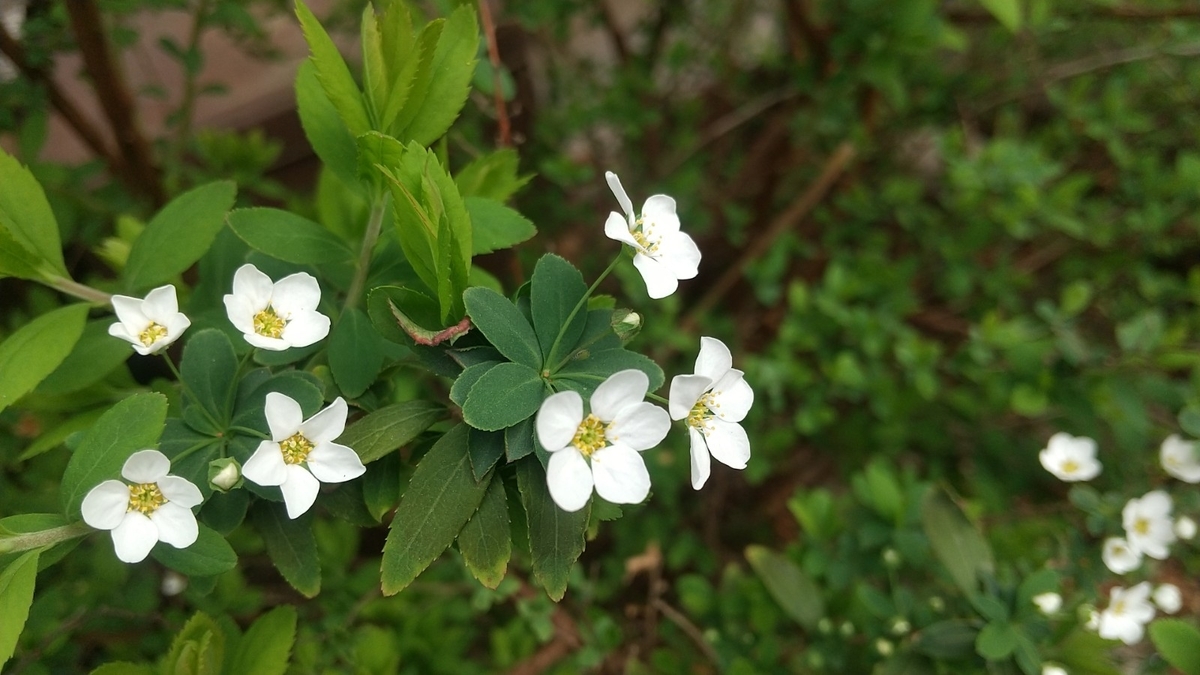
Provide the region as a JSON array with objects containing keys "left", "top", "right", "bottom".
[
  {"left": 506, "top": 581, "right": 583, "bottom": 675},
  {"left": 478, "top": 0, "right": 512, "bottom": 146},
  {"left": 660, "top": 87, "right": 800, "bottom": 177},
  {"left": 653, "top": 599, "right": 722, "bottom": 668},
  {"left": 946, "top": 5, "right": 1200, "bottom": 22},
  {"left": 597, "top": 0, "right": 630, "bottom": 63}
]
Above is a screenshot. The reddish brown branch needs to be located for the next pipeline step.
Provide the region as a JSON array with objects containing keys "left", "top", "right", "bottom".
[{"left": 478, "top": 0, "right": 512, "bottom": 147}]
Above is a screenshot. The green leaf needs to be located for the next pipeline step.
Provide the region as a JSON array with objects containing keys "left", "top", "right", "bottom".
[
  {"left": 1149, "top": 620, "right": 1200, "bottom": 675},
  {"left": 461, "top": 362, "right": 545, "bottom": 431},
  {"left": 455, "top": 149, "right": 531, "bottom": 203},
  {"left": 60, "top": 393, "right": 169, "bottom": 518},
  {"left": 554, "top": 347, "right": 665, "bottom": 397},
  {"left": 463, "top": 287, "right": 541, "bottom": 368},
  {"left": 468, "top": 428, "right": 505, "bottom": 482},
  {"left": 180, "top": 329, "right": 238, "bottom": 432},
  {"left": 230, "top": 371, "right": 324, "bottom": 436},
  {"left": 17, "top": 408, "right": 106, "bottom": 461},
  {"left": 920, "top": 488, "right": 994, "bottom": 597},
  {"left": 35, "top": 320, "right": 132, "bottom": 397},
  {"left": 294, "top": 0, "right": 370, "bottom": 137},
  {"left": 388, "top": 19, "right": 441, "bottom": 138},
  {"left": 363, "top": 453, "right": 402, "bottom": 522},
  {"left": 360, "top": 6, "right": 388, "bottom": 124},
  {"left": 123, "top": 181, "right": 237, "bottom": 291},
  {"left": 296, "top": 61, "right": 359, "bottom": 188},
  {"left": 0, "top": 303, "right": 88, "bottom": 415},
  {"left": 745, "top": 545, "right": 824, "bottom": 629},
  {"left": 466, "top": 197, "right": 537, "bottom": 255},
  {"left": 151, "top": 524, "right": 237, "bottom": 577},
  {"left": 530, "top": 253, "right": 588, "bottom": 367},
  {"left": 376, "top": 2, "right": 418, "bottom": 131},
  {"left": 1179, "top": 405, "right": 1200, "bottom": 438},
  {"left": 1015, "top": 568, "right": 1058, "bottom": 616},
  {"left": 163, "top": 612, "right": 225, "bottom": 675},
  {"left": 913, "top": 620, "right": 978, "bottom": 660},
  {"left": 505, "top": 417, "right": 536, "bottom": 462},
  {"left": 339, "top": 400, "right": 444, "bottom": 464},
  {"left": 0, "top": 147, "right": 66, "bottom": 277},
  {"left": 0, "top": 549, "right": 40, "bottom": 669},
  {"left": 328, "top": 308, "right": 384, "bottom": 398},
  {"left": 516, "top": 457, "right": 589, "bottom": 600},
  {"left": 381, "top": 424, "right": 491, "bottom": 595},
  {"left": 1056, "top": 629, "right": 1122, "bottom": 675},
  {"left": 229, "top": 606, "right": 297, "bottom": 675},
  {"left": 159, "top": 419, "right": 222, "bottom": 500},
  {"left": 253, "top": 505, "right": 321, "bottom": 598},
  {"left": 0, "top": 221, "right": 48, "bottom": 280},
  {"left": 458, "top": 475, "right": 510, "bottom": 589},
  {"left": 980, "top": 0, "right": 1022, "bottom": 33},
  {"left": 394, "top": 6, "right": 478, "bottom": 145},
  {"left": 90, "top": 663, "right": 156, "bottom": 675},
  {"left": 227, "top": 208, "right": 354, "bottom": 265},
  {"left": 199, "top": 490, "right": 248, "bottom": 535},
  {"left": 975, "top": 621, "right": 1018, "bottom": 660},
  {"left": 450, "top": 361, "right": 499, "bottom": 407}
]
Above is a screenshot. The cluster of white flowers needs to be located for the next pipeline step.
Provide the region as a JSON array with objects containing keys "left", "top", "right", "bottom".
[{"left": 1094, "top": 581, "right": 1182, "bottom": 644}]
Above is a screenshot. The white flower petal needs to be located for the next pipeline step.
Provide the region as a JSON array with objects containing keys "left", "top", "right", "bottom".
[
  {"left": 157, "top": 475, "right": 203, "bottom": 508},
  {"left": 110, "top": 512, "right": 158, "bottom": 563},
  {"left": 632, "top": 253, "right": 679, "bottom": 299},
  {"left": 164, "top": 313, "right": 191, "bottom": 342},
  {"left": 1102, "top": 537, "right": 1142, "bottom": 574},
  {"left": 1154, "top": 584, "right": 1182, "bottom": 613},
  {"left": 122, "top": 449, "right": 170, "bottom": 483},
  {"left": 604, "top": 211, "right": 639, "bottom": 248},
  {"left": 605, "top": 171, "right": 635, "bottom": 221},
  {"left": 704, "top": 419, "right": 751, "bottom": 470},
  {"left": 537, "top": 391, "right": 584, "bottom": 451},
  {"left": 641, "top": 195, "right": 680, "bottom": 235},
  {"left": 280, "top": 465, "right": 321, "bottom": 519},
  {"left": 590, "top": 369, "right": 649, "bottom": 422},
  {"left": 224, "top": 295, "right": 257, "bottom": 335},
  {"left": 668, "top": 374, "right": 711, "bottom": 420},
  {"left": 607, "top": 401, "right": 670, "bottom": 451},
  {"left": 695, "top": 337, "right": 733, "bottom": 384},
  {"left": 150, "top": 502, "right": 199, "bottom": 549},
  {"left": 242, "top": 441, "right": 288, "bottom": 486},
  {"left": 271, "top": 272, "right": 322, "bottom": 316},
  {"left": 591, "top": 444, "right": 651, "bottom": 505},
  {"left": 546, "top": 447, "right": 593, "bottom": 512},
  {"left": 111, "top": 294, "right": 150, "bottom": 333},
  {"left": 1139, "top": 490, "right": 1173, "bottom": 517},
  {"left": 710, "top": 369, "right": 753, "bottom": 423},
  {"left": 306, "top": 442, "right": 366, "bottom": 483},
  {"left": 231, "top": 264, "right": 274, "bottom": 310},
  {"left": 658, "top": 231, "right": 701, "bottom": 279},
  {"left": 141, "top": 285, "right": 179, "bottom": 323},
  {"left": 280, "top": 310, "right": 330, "bottom": 348},
  {"left": 107, "top": 321, "right": 138, "bottom": 346},
  {"left": 1161, "top": 434, "right": 1200, "bottom": 482},
  {"left": 689, "top": 427, "right": 711, "bottom": 490},
  {"left": 264, "top": 392, "right": 303, "bottom": 441},
  {"left": 244, "top": 332, "right": 291, "bottom": 351},
  {"left": 81, "top": 480, "right": 132, "bottom": 530},
  {"left": 300, "top": 397, "right": 348, "bottom": 444}
]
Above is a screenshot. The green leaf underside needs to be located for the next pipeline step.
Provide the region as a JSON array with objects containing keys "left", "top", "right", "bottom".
[
  {"left": 465, "top": 197, "right": 536, "bottom": 255},
  {"left": 920, "top": 488, "right": 995, "bottom": 597},
  {"left": 151, "top": 524, "right": 237, "bottom": 577},
  {"left": 328, "top": 308, "right": 385, "bottom": 398},
  {"left": 253, "top": 505, "right": 321, "bottom": 598},
  {"left": 0, "top": 148, "right": 67, "bottom": 277},
  {"left": 516, "top": 457, "right": 589, "bottom": 600},
  {"left": 745, "top": 545, "right": 825, "bottom": 629},
  {"left": 230, "top": 606, "right": 298, "bottom": 675},
  {"left": 381, "top": 424, "right": 491, "bottom": 595},
  {"left": 0, "top": 303, "right": 88, "bottom": 415},
  {"left": 0, "top": 549, "right": 41, "bottom": 669},
  {"left": 463, "top": 287, "right": 541, "bottom": 369},
  {"left": 124, "top": 181, "right": 237, "bottom": 291},
  {"left": 461, "top": 362, "right": 545, "bottom": 431},
  {"left": 457, "top": 475, "right": 510, "bottom": 589},
  {"left": 60, "top": 393, "right": 169, "bottom": 518},
  {"left": 339, "top": 400, "right": 444, "bottom": 464},
  {"left": 227, "top": 208, "right": 353, "bottom": 265},
  {"left": 530, "top": 253, "right": 588, "bottom": 367}
]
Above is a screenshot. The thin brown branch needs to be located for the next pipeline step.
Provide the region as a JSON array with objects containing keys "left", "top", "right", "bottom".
[
  {"left": 660, "top": 87, "right": 799, "bottom": 177},
  {"left": 506, "top": 582, "right": 583, "bottom": 675},
  {"left": 653, "top": 599, "right": 721, "bottom": 668},
  {"left": 597, "top": 0, "right": 630, "bottom": 64},
  {"left": 478, "top": 0, "right": 512, "bottom": 147},
  {"left": 64, "top": 0, "right": 165, "bottom": 205},
  {"left": 946, "top": 5, "right": 1200, "bottom": 22},
  {"left": 784, "top": 0, "right": 829, "bottom": 75}
]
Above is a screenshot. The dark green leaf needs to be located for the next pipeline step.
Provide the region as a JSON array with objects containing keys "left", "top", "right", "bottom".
[
  {"left": 450, "top": 361, "right": 499, "bottom": 407},
  {"left": 181, "top": 329, "right": 238, "bottom": 430},
  {"left": 516, "top": 457, "right": 589, "bottom": 600},
  {"left": 200, "top": 490, "right": 249, "bottom": 535},
  {"left": 0, "top": 549, "right": 40, "bottom": 669},
  {"left": 151, "top": 524, "right": 237, "bottom": 577},
  {"left": 913, "top": 620, "right": 978, "bottom": 660},
  {"left": 505, "top": 416, "right": 536, "bottom": 462},
  {"left": 363, "top": 453, "right": 401, "bottom": 522},
  {"left": 463, "top": 287, "right": 541, "bottom": 368},
  {"left": 0, "top": 303, "right": 88, "bottom": 415},
  {"left": 458, "top": 475, "right": 510, "bottom": 589},
  {"left": 0, "top": 148, "right": 66, "bottom": 276},
  {"left": 328, "top": 308, "right": 384, "bottom": 399},
  {"left": 159, "top": 419, "right": 223, "bottom": 500},
  {"left": 468, "top": 428, "right": 505, "bottom": 482},
  {"left": 920, "top": 488, "right": 994, "bottom": 596},
  {"left": 553, "top": 347, "right": 665, "bottom": 397},
  {"left": 339, "top": 400, "right": 444, "bottom": 464},
  {"left": 466, "top": 197, "right": 536, "bottom": 255},
  {"left": 124, "top": 181, "right": 237, "bottom": 291},
  {"left": 461, "top": 362, "right": 545, "bottom": 431},
  {"left": 230, "top": 371, "right": 324, "bottom": 433},
  {"left": 530, "top": 253, "right": 588, "bottom": 367},
  {"left": 745, "top": 545, "right": 824, "bottom": 629},
  {"left": 229, "top": 606, "right": 297, "bottom": 675},
  {"left": 253, "top": 505, "right": 321, "bottom": 598},
  {"left": 227, "top": 208, "right": 353, "bottom": 265}
]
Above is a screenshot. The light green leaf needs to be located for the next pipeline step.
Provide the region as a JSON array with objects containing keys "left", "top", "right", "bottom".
[
  {"left": 296, "top": 61, "right": 360, "bottom": 188},
  {"left": 0, "top": 225, "right": 45, "bottom": 280},
  {"left": 461, "top": 362, "right": 544, "bottom": 431},
  {"left": 463, "top": 287, "right": 541, "bottom": 368},
  {"left": 458, "top": 475, "right": 510, "bottom": 589},
  {"left": 920, "top": 488, "right": 994, "bottom": 597},
  {"left": 36, "top": 319, "right": 132, "bottom": 397},
  {"left": 151, "top": 524, "right": 237, "bottom": 577},
  {"left": 1150, "top": 620, "right": 1200, "bottom": 675},
  {"left": 294, "top": 0, "right": 371, "bottom": 136},
  {"left": 377, "top": 2, "right": 418, "bottom": 131},
  {"left": 455, "top": 149, "right": 531, "bottom": 203},
  {"left": 162, "top": 611, "right": 225, "bottom": 675},
  {"left": 17, "top": 408, "right": 106, "bottom": 461},
  {"left": 975, "top": 621, "right": 1018, "bottom": 660},
  {"left": 516, "top": 457, "right": 589, "bottom": 600},
  {"left": 466, "top": 197, "right": 537, "bottom": 255},
  {"left": 0, "top": 549, "right": 40, "bottom": 669},
  {"left": 360, "top": 6, "right": 388, "bottom": 124},
  {"left": 253, "top": 505, "right": 321, "bottom": 598},
  {"left": 0, "top": 303, "right": 88, "bottom": 415},
  {"left": 90, "top": 663, "right": 156, "bottom": 675},
  {"left": 328, "top": 308, "right": 385, "bottom": 398},
  {"left": 60, "top": 393, "right": 169, "bottom": 518},
  {"left": 980, "top": 0, "right": 1022, "bottom": 33},
  {"left": 339, "top": 400, "right": 444, "bottom": 464},
  {"left": 123, "top": 181, "right": 237, "bottom": 291},
  {"left": 530, "top": 253, "right": 588, "bottom": 366},
  {"left": 0, "top": 147, "right": 66, "bottom": 276},
  {"left": 227, "top": 208, "right": 354, "bottom": 265},
  {"left": 229, "top": 606, "right": 297, "bottom": 675},
  {"left": 381, "top": 424, "right": 491, "bottom": 595},
  {"left": 397, "top": 5, "right": 479, "bottom": 145},
  {"left": 745, "top": 545, "right": 824, "bottom": 629},
  {"left": 388, "top": 19, "right": 441, "bottom": 139}
]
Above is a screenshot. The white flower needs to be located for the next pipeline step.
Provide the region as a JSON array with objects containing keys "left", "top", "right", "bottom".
[
  {"left": 1153, "top": 583, "right": 1182, "bottom": 614},
  {"left": 1042, "top": 665, "right": 1068, "bottom": 675},
  {"left": 80, "top": 449, "right": 203, "bottom": 563},
  {"left": 242, "top": 393, "right": 365, "bottom": 518},
  {"left": 1176, "top": 515, "right": 1197, "bottom": 540},
  {"left": 1161, "top": 434, "right": 1200, "bottom": 483},
  {"left": 108, "top": 285, "right": 191, "bottom": 355},
  {"left": 1038, "top": 433, "right": 1101, "bottom": 481},
  {"left": 669, "top": 337, "right": 754, "bottom": 490},
  {"left": 1097, "top": 582, "right": 1155, "bottom": 644},
  {"left": 603, "top": 171, "right": 701, "bottom": 299},
  {"left": 535, "top": 369, "right": 670, "bottom": 512},
  {"left": 223, "top": 264, "right": 330, "bottom": 351},
  {"left": 1123, "top": 490, "right": 1176, "bottom": 559},
  {"left": 1032, "top": 592, "right": 1062, "bottom": 615},
  {"left": 1102, "top": 537, "right": 1143, "bottom": 574}
]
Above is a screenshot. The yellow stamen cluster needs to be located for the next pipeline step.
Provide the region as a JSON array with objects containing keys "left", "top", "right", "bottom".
[
  {"left": 1060, "top": 459, "right": 1080, "bottom": 475},
  {"left": 1133, "top": 517, "right": 1151, "bottom": 536},
  {"left": 687, "top": 393, "right": 717, "bottom": 430},
  {"left": 139, "top": 322, "right": 168, "bottom": 347},
  {"left": 571, "top": 414, "right": 608, "bottom": 457},
  {"left": 280, "top": 432, "right": 314, "bottom": 465},
  {"left": 253, "top": 306, "right": 287, "bottom": 338},
  {"left": 127, "top": 482, "right": 166, "bottom": 515},
  {"left": 631, "top": 217, "right": 659, "bottom": 255}
]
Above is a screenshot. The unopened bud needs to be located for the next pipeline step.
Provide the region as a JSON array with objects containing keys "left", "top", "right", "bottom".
[
  {"left": 928, "top": 596, "right": 945, "bottom": 612},
  {"left": 1176, "top": 515, "right": 1197, "bottom": 540},
  {"left": 889, "top": 617, "right": 910, "bottom": 635},
  {"left": 874, "top": 638, "right": 894, "bottom": 656},
  {"left": 161, "top": 571, "right": 188, "bottom": 596},
  {"left": 838, "top": 620, "right": 855, "bottom": 637},
  {"left": 611, "top": 309, "right": 642, "bottom": 343},
  {"left": 1042, "top": 665, "right": 1068, "bottom": 675},
  {"left": 208, "top": 458, "right": 243, "bottom": 492},
  {"left": 817, "top": 617, "right": 834, "bottom": 635},
  {"left": 882, "top": 548, "right": 901, "bottom": 567}
]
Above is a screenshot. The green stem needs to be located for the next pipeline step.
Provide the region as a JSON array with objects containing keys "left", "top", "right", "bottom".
[
  {"left": 229, "top": 425, "right": 269, "bottom": 439},
  {"left": 171, "top": 438, "right": 220, "bottom": 465},
  {"left": 0, "top": 522, "right": 91, "bottom": 554},
  {"left": 162, "top": 354, "right": 223, "bottom": 432},
  {"left": 345, "top": 196, "right": 388, "bottom": 312},
  {"left": 43, "top": 276, "right": 112, "bottom": 305},
  {"left": 545, "top": 254, "right": 623, "bottom": 373},
  {"left": 647, "top": 392, "right": 669, "bottom": 406}
]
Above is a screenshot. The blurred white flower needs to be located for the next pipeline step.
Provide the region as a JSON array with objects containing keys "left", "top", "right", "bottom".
[
  {"left": 108, "top": 285, "right": 191, "bottom": 356},
  {"left": 1153, "top": 583, "right": 1182, "bottom": 614},
  {"left": 81, "top": 449, "right": 202, "bottom": 563},
  {"left": 1176, "top": 515, "right": 1197, "bottom": 540},
  {"left": 1084, "top": 608, "right": 1100, "bottom": 631},
  {"left": 669, "top": 337, "right": 754, "bottom": 490},
  {"left": 536, "top": 369, "right": 670, "bottom": 512},
  {"left": 1038, "top": 433, "right": 1101, "bottom": 481},
  {"left": 1097, "top": 582, "right": 1155, "bottom": 645},
  {"left": 242, "top": 394, "right": 364, "bottom": 518},
  {"left": 1161, "top": 434, "right": 1200, "bottom": 483},
  {"left": 1102, "top": 537, "right": 1142, "bottom": 574},
  {"left": 1032, "top": 592, "right": 1062, "bottom": 615},
  {"left": 603, "top": 171, "right": 700, "bottom": 299},
  {"left": 223, "top": 264, "right": 330, "bottom": 351},
  {"left": 161, "top": 570, "right": 188, "bottom": 597},
  {"left": 1123, "top": 490, "right": 1176, "bottom": 559},
  {"left": 1042, "top": 665, "right": 1068, "bottom": 675}
]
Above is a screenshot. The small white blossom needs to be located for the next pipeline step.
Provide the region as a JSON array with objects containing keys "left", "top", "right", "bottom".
[
  {"left": 1176, "top": 515, "right": 1197, "bottom": 540},
  {"left": 161, "top": 571, "right": 188, "bottom": 597},
  {"left": 669, "top": 337, "right": 754, "bottom": 490},
  {"left": 1123, "top": 490, "right": 1176, "bottom": 560},
  {"left": 242, "top": 394, "right": 365, "bottom": 518},
  {"left": 1038, "top": 432, "right": 1101, "bottom": 481},
  {"left": 1042, "top": 665, "right": 1068, "bottom": 675},
  {"left": 1153, "top": 583, "right": 1182, "bottom": 614},
  {"left": 1032, "top": 592, "right": 1062, "bottom": 615},
  {"left": 209, "top": 458, "right": 242, "bottom": 492},
  {"left": 1102, "top": 537, "right": 1143, "bottom": 574},
  {"left": 223, "top": 264, "right": 330, "bottom": 351},
  {"left": 603, "top": 171, "right": 701, "bottom": 299},
  {"left": 108, "top": 285, "right": 191, "bottom": 355},
  {"left": 1161, "top": 434, "right": 1200, "bottom": 483},
  {"left": 536, "top": 369, "right": 670, "bottom": 512},
  {"left": 1097, "top": 582, "right": 1155, "bottom": 645},
  {"left": 81, "top": 449, "right": 203, "bottom": 563}
]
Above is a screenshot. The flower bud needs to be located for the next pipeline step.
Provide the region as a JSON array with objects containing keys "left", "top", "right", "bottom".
[
  {"left": 838, "top": 620, "right": 855, "bottom": 637},
  {"left": 208, "top": 457, "right": 243, "bottom": 492},
  {"left": 889, "top": 617, "right": 910, "bottom": 635},
  {"left": 1032, "top": 591, "right": 1062, "bottom": 615},
  {"left": 1154, "top": 583, "right": 1182, "bottom": 614},
  {"left": 611, "top": 309, "right": 642, "bottom": 343},
  {"left": 1176, "top": 515, "right": 1197, "bottom": 540},
  {"left": 874, "top": 638, "right": 894, "bottom": 657},
  {"left": 882, "top": 548, "right": 901, "bottom": 568},
  {"left": 1042, "top": 664, "right": 1068, "bottom": 675},
  {"left": 928, "top": 596, "right": 945, "bottom": 612},
  {"left": 161, "top": 571, "right": 188, "bottom": 596},
  {"left": 817, "top": 617, "right": 834, "bottom": 635}
]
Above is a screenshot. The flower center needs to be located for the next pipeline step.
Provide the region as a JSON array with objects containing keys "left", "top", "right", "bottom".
[
  {"left": 1113, "top": 600, "right": 1127, "bottom": 616},
  {"left": 1060, "top": 459, "right": 1080, "bottom": 474},
  {"left": 687, "top": 393, "right": 717, "bottom": 431},
  {"left": 280, "top": 432, "right": 314, "bottom": 465},
  {"left": 139, "top": 322, "right": 168, "bottom": 347},
  {"left": 253, "top": 306, "right": 288, "bottom": 338},
  {"left": 1134, "top": 517, "right": 1150, "bottom": 535},
  {"left": 632, "top": 217, "right": 659, "bottom": 254},
  {"left": 127, "top": 482, "right": 166, "bottom": 515},
  {"left": 571, "top": 414, "right": 608, "bottom": 457}
]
